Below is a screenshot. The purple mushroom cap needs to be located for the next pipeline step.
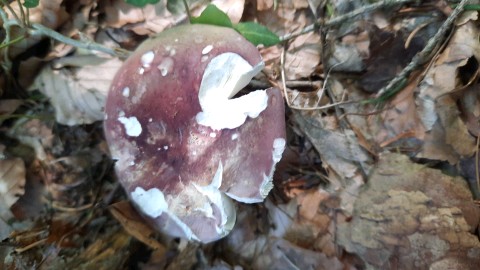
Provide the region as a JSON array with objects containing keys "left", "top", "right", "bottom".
[{"left": 104, "top": 24, "right": 286, "bottom": 243}]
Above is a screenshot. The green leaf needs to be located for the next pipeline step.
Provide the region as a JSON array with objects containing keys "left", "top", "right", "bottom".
[
  {"left": 124, "top": 0, "right": 160, "bottom": 8},
  {"left": 190, "top": 4, "right": 232, "bottom": 28},
  {"left": 23, "top": 0, "right": 39, "bottom": 8},
  {"left": 233, "top": 22, "right": 280, "bottom": 47}
]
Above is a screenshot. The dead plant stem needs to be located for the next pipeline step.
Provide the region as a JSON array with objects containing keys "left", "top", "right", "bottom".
[
  {"left": 375, "top": 0, "right": 469, "bottom": 98},
  {"left": 476, "top": 135, "right": 480, "bottom": 197},
  {"left": 280, "top": 0, "right": 413, "bottom": 42}
]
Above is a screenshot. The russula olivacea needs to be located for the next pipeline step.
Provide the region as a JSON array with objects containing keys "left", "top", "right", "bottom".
[{"left": 104, "top": 24, "right": 286, "bottom": 243}]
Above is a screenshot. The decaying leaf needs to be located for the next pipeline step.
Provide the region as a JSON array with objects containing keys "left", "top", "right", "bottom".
[
  {"left": 285, "top": 32, "right": 321, "bottom": 79},
  {"left": 211, "top": 0, "right": 245, "bottom": 24},
  {"left": 338, "top": 152, "right": 480, "bottom": 269},
  {"left": 415, "top": 21, "right": 480, "bottom": 163},
  {"left": 0, "top": 157, "right": 26, "bottom": 241},
  {"left": 252, "top": 238, "right": 343, "bottom": 270},
  {"left": 0, "top": 158, "right": 26, "bottom": 209},
  {"left": 32, "top": 56, "right": 122, "bottom": 125}
]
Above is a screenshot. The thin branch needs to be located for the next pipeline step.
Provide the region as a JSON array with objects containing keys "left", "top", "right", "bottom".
[
  {"left": 280, "top": 0, "right": 413, "bottom": 42},
  {"left": 476, "top": 135, "right": 480, "bottom": 198},
  {"left": 182, "top": 0, "right": 192, "bottom": 21},
  {"left": 30, "top": 23, "right": 130, "bottom": 58},
  {"left": 15, "top": 0, "right": 26, "bottom": 26},
  {"left": 0, "top": 0, "right": 22, "bottom": 25},
  {"left": 375, "top": 0, "right": 469, "bottom": 98}
]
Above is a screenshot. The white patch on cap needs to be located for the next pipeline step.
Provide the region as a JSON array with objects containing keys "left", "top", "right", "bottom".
[
  {"left": 118, "top": 116, "right": 142, "bottom": 137},
  {"left": 141, "top": 51, "right": 155, "bottom": 68},
  {"left": 131, "top": 187, "right": 200, "bottom": 241},
  {"left": 260, "top": 138, "right": 286, "bottom": 197},
  {"left": 272, "top": 138, "right": 286, "bottom": 163},
  {"left": 131, "top": 187, "right": 167, "bottom": 218},
  {"left": 122, "top": 87, "right": 130, "bottom": 97},
  {"left": 195, "top": 53, "right": 266, "bottom": 130},
  {"left": 193, "top": 162, "right": 236, "bottom": 233},
  {"left": 210, "top": 132, "right": 217, "bottom": 138},
  {"left": 259, "top": 173, "right": 274, "bottom": 198},
  {"left": 231, "top": 133, "right": 239, "bottom": 140},
  {"left": 202, "top": 45, "right": 213, "bottom": 55},
  {"left": 157, "top": 57, "right": 174, "bottom": 77}
]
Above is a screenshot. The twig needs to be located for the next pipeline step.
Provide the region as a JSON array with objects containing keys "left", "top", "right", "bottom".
[
  {"left": 280, "top": 0, "right": 413, "bottom": 42},
  {"left": 15, "top": 0, "right": 26, "bottom": 26},
  {"left": 476, "top": 135, "right": 480, "bottom": 198},
  {"left": 0, "top": 0, "right": 22, "bottom": 26},
  {"left": 0, "top": 4, "right": 130, "bottom": 59},
  {"left": 182, "top": 0, "right": 192, "bottom": 21},
  {"left": 30, "top": 23, "right": 130, "bottom": 58},
  {"left": 0, "top": 5, "right": 14, "bottom": 69},
  {"left": 249, "top": 79, "right": 322, "bottom": 89},
  {"left": 375, "top": 0, "right": 469, "bottom": 98}
]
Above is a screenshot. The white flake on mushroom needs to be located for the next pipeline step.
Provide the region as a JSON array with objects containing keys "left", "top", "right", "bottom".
[
  {"left": 141, "top": 51, "right": 155, "bottom": 68},
  {"left": 195, "top": 53, "right": 267, "bottom": 130},
  {"left": 118, "top": 116, "right": 142, "bottom": 137},
  {"left": 193, "top": 162, "right": 235, "bottom": 233},
  {"left": 260, "top": 138, "right": 286, "bottom": 196},
  {"left": 130, "top": 186, "right": 199, "bottom": 241},
  {"left": 202, "top": 45, "right": 213, "bottom": 55},
  {"left": 157, "top": 57, "right": 174, "bottom": 77},
  {"left": 272, "top": 138, "right": 286, "bottom": 162},
  {"left": 122, "top": 87, "right": 130, "bottom": 97},
  {"left": 131, "top": 187, "right": 168, "bottom": 218}
]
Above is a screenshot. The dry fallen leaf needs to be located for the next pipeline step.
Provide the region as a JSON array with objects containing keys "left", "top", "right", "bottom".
[
  {"left": 285, "top": 32, "right": 321, "bottom": 80},
  {"left": 0, "top": 157, "right": 26, "bottom": 241},
  {"left": 104, "top": 0, "right": 199, "bottom": 35},
  {"left": 0, "top": 158, "right": 26, "bottom": 209},
  {"left": 211, "top": 0, "right": 245, "bottom": 23},
  {"left": 415, "top": 21, "right": 479, "bottom": 163},
  {"left": 32, "top": 55, "right": 122, "bottom": 125}
]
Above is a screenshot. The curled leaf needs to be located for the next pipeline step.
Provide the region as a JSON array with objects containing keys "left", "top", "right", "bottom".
[
  {"left": 234, "top": 22, "right": 280, "bottom": 47},
  {"left": 125, "top": 0, "right": 160, "bottom": 8},
  {"left": 190, "top": 4, "right": 233, "bottom": 28},
  {"left": 22, "top": 0, "right": 39, "bottom": 8}
]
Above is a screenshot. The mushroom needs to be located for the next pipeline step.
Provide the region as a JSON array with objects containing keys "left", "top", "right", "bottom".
[{"left": 104, "top": 24, "right": 286, "bottom": 243}]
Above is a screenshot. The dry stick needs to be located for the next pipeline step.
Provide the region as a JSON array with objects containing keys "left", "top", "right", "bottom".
[
  {"left": 280, "top": 0, "right": 414, "bottom": 42},
  {"left": 30, "top": 23, "right": 130, "bottom": 58},
  {"left": 476, "top": 135, "right": 480, "bottom": 198},
  {"left": 375, "top": 0, "right": 469, "bottom": 98},
  {"left": 0, "top": 5, "right": 129, "bottom": 58}
]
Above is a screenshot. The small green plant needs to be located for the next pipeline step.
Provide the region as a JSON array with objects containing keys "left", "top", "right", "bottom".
[
  {"left": 22, "top": 0, "right": 39, "bottom": 8},
  {"left": 124, "top": 0, "right": 280, "bottom": 47},
  {"left": 124, "top": 0, "right": 160, "bottom": 7},
  {"left": 191, "top": 4, "right": 280, "bottom": 47}
]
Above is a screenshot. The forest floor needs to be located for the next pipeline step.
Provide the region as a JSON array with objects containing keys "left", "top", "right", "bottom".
[{"left": 1, "top": 0, "right": 480, "bottom": 269}]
